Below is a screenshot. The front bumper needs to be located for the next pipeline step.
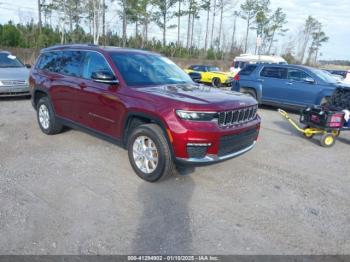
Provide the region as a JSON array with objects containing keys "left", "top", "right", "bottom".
[
  {"left": 176, "top": 141, "right": 256, "bottom": 164},
  {"left": 168, "top": 113, "right": 260, "bottom": 164},
  {"left": 0, "top": 85, "right": 30, "bottom": 97}
]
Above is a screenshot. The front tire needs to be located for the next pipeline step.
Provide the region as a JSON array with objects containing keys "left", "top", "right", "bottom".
[
  {"left": 320, "top": 133, "right": 335, "bottom": 147},
  {"left": 127, "top": 124, "right": 175, "bottom": 182},
  {"left": 36, "top": 97, "right": 63, "bottom": 135},
  {"left": 320, "top": 96, "right": 330, "bottom": 106}
]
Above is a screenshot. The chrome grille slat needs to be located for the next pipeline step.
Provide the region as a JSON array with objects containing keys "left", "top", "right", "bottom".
[
  {"left": 218, "top": 105, "right": 258, "bottom": 127},
  {"left": 1, "top": 80, "right": 27, "bottom": 86}
]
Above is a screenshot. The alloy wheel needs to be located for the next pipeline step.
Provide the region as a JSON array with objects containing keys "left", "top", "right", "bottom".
[{"left": 132, "top": 135, "right": 159, "bottom": 174}]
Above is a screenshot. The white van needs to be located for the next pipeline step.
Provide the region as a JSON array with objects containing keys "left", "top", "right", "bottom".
[{"left": 230, "top": 54, "right": 287, "bottom": 75}]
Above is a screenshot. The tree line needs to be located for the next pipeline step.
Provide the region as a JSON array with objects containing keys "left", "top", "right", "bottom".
[{"left": 0, "top": 0, "right": 329, "bottom": 64}]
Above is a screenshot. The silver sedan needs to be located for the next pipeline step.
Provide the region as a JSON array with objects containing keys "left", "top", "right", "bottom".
[{"left": 0, "top": 51, "right": 30, "bottom": 97}]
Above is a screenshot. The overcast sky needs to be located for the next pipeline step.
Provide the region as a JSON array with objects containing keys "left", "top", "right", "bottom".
[{"left": 0, "top": 0, "right": 349, "bottom": 60}]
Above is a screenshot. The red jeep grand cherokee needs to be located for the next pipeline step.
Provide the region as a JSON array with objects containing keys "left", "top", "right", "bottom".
[{"left": 29, "top": 45, "right": 260, "bottom": 182}]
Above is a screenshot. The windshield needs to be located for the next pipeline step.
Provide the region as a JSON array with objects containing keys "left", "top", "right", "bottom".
[
  {"left": 208, "top": 66, "right": 220, "bottom": 72},
  {"left": 0, "top": 53, "right": 24, "bottom": 68},
  {"left": 309, "top": 68, "right": 337, "bottom": 84},
  {"left": 110, "top": 53, "right": 193, "bottom": 87}
]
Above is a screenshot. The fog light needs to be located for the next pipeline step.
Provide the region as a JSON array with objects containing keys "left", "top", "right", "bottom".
[{"left": 187, "top": 143, "right": 211, "bottom": 159}]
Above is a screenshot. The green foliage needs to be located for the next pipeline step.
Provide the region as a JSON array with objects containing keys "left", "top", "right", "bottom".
[
  {"left": 0, "top": 22, "right": 24, "bottom": 47},
  {"left": 0, "top": 0, "right": 329, "bottom": 63}
]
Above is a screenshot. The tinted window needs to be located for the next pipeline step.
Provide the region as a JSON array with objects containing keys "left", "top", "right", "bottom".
[
  {"left": 288, "top": 69, "right": 312, "bottom": 82},
  {"left": 60, "top": 51, "right": 85, "bottom": 77},
  {"left": 0, "top": 53, "right": 24, "bottom": 68},
  {"left": 207, "top": 66, "right": 220, "bottom": 72},
  {"left": 239, "top": 65, "right": 257, "bottom": 75},
  {"left": 240, "top": 62, "right": 247, "bottom": 69},
  {"left": 82, "top": 52, "right": 112, "bottom": 79},
  {"left": 260, "top": 67, "right": 287, "bottom": 79},
  {"left": 110, "top": 53, "right": 192, "bottom": 86},
  {"left": 190, "top": 65, "right": 205, "bottom": 71},
  {"left": 234, "top": 61, "right": 240, "bottom": 68},
  {"left": 37, "top": 52, "right": 62, "bottom": 73}
]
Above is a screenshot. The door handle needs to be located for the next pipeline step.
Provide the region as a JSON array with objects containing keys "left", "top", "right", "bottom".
[
  {"left": 286, "top": 82, "right": 293, "bottom": 85},
  {"left": 79, "top": 82, "right": 87, "bottom": 89}
]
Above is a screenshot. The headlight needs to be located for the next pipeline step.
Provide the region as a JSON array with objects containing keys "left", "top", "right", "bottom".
[
  {"left": 0, "top": 81, "right": 3, "bottom": 86},
  {"left": 176, "top": 110, "right": 217, "bottom": 121}
]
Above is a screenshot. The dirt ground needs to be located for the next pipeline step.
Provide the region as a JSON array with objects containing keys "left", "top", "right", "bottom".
[{"left": 0, "top": 98, "right": 349, "bottom": 255}]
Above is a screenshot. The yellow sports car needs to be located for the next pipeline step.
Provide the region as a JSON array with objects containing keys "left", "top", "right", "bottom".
[{"left": 184, "top": 65, "right": 235, "bottom": 87}]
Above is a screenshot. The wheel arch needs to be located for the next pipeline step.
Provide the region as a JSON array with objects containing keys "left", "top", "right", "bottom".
[
  {"left": 240, "top": 86, "right": 261, "bottom": 102},
  {"left": 122, "top": 111, "right": 175, "bottom": 157},
  {"left": 32, "top": 87, "right": 50, "bottom": 108},
  {"left": 316, "top": 89, "right": 333, "bottom": 105}
]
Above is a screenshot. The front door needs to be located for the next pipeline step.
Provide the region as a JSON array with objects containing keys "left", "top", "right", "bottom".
[
  {"left": 284, "top": 68, "right": 320, "bottom": 107},
  {"left": 77, "top": 51, "right": 123, "bottom": 139}
]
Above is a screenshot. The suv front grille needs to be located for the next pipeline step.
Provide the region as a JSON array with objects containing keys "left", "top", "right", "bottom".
[
  {"left": 1, "top": 80, "right": 27, "bottom": 86},
  {"left": 218, "top": 128, "right": 258, "bottom": 156},
  {"left": 218, "top": 105, "right": 258, "bottom": 127}
]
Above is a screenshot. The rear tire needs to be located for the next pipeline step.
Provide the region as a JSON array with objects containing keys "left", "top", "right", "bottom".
[
  {"left": 36, "top": 97, "right": 63, "bottom": 135},
  {"left": 127, "top": 124, "right": 175, "bottom": 182},
  {"left": 243, "top": 89, "right": 257, "bottom": 100},
  {"left": 212, "top": 77, "right": 221, "bottom": 87}
]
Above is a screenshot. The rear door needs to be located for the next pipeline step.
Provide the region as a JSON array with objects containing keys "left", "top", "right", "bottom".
[
  {"left": 259, "top": 66, "right": 288, "bottom": 103},
  {"left": 284, "top": 68, "right": 319, "bottom": 107},
  {"left": 36, "top": 51, "right": 77, "bottom": 119},
  {"left": 51, "top": 50, "right": 85, "bottom": 122}
]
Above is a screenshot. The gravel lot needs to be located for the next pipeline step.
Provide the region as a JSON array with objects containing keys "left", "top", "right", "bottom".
[{"left": 0, "top": 98, "right": 350, "bottom": 255}]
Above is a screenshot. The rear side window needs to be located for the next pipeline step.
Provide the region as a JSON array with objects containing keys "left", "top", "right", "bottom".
[
  {"left": 240, "top": 62, "right": 247, "bottom": 69},
  {"left": 60, "top": 51, "right": 85, "bottom": 77},
  {"left": 37, "top": 52, "right": 62, "bottom": 73},
  {"left": 190, "top": 65, "right": 205, "bottom": 71},
  {"left": 260, "top": 67, "right": 287, "bottom": 79},
  {"left": 239, "top": 65, "right": 257, "bottom": 75},
  {"left": 82, "top": 52, "right": 113, "bottom": 79}
]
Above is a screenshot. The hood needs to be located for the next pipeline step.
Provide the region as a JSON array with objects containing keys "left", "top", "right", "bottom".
[
  {"left": 0, "top": 67, "right": 30, "bottom": 81},
  {"left": 136, "top": 84, "right": 257, "bottom": 110},
  {"left": 337, "top": 82, "right": 350, "bottom": 90}
]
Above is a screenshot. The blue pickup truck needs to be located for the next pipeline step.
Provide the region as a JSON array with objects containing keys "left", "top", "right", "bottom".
[{"left": 231, "top": 64, "right": 345, "bottom": 109}]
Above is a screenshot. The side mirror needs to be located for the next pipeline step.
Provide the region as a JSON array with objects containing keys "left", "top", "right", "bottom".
[
  {"left": 25, "top": 64, "right": 31, "bottom": 69},
  {"left": 304, "top": 77, "right": 315, "bottom": 84},
  {"left": 91, "top": 71, "right": 119, "bottom": 85}
]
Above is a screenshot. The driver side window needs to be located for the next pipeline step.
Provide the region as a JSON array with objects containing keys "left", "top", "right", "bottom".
[
  {"left": 82, "top": 52, "right": 112, "bottom": 79},
  {"left": 288, "top": 69, "right": 313, "bottom": 82}
]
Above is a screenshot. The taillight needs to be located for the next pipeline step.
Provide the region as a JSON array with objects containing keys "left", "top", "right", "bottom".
[{"left": 234, "top": 74, "right": 240, "bottom": 81}]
